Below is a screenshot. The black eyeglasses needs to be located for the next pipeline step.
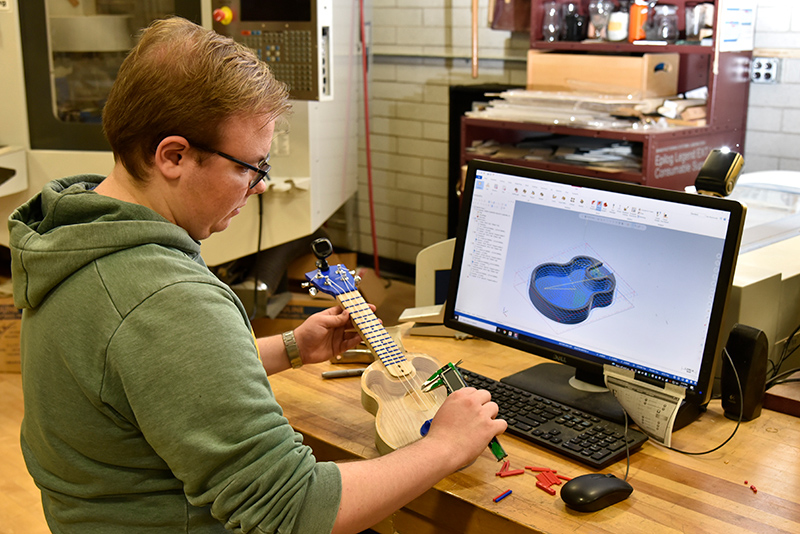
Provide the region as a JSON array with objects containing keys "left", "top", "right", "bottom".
[{"left": 187, "top": 139, "right": 271, "bottom": 189}]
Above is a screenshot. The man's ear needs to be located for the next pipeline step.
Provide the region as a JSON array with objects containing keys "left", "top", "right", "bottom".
[{"left": 155, "top": 136, "right": 190, "bottom": 180}]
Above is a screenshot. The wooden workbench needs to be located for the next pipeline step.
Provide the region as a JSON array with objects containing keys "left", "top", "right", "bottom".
[
  {"left": 269, "top": 326, "right": 800, "bottom": 534},
  {"left": 3, "top": 325, "right": 798, "bottom": 533}
]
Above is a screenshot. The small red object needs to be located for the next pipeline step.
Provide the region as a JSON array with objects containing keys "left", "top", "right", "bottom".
[
  {"left": 499, "top": 469, "right": 525, "bottom": 477},
  {"left": 544, "top": 470, "right": 561, "bottom": 485},
  {"left": 528, "top": 465, "right": 571, "bottom": 496},
  {"left": 496, "top": 460, "right": 511, "bottom": 476},
  {"left": 744, "top": 480, "right": 748, "bottom": 485},
  {"left": 750, "top": 485, "right": 757, "bottom": 494},
  {"left": 536, "top": 481, "right": 557, "bottom": 495}
]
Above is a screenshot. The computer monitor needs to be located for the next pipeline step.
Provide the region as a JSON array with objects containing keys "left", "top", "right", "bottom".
[{"left": 444, "top": 160, "right": 746, "bottom": 427}]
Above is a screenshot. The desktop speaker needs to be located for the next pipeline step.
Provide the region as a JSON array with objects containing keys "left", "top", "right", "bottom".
[{"left": 721, "top": 324, "right": 768, "bottom": 421}]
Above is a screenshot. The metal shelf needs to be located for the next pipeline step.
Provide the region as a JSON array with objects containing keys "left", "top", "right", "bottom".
[
  {"left": 458, "top": 0, "right": 749, "bottom": 192},
  {"left": 529, "top": 41, "right": 713, "bottom": 55}
]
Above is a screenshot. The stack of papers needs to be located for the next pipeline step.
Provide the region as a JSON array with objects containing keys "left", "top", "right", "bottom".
[{"left": 466, "top": 89, "right": 706, "bottom": 131}]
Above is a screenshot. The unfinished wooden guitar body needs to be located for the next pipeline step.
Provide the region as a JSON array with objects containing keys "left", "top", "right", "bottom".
[{"left": 303, "top": 243, "right": 446, "bottom": 454}]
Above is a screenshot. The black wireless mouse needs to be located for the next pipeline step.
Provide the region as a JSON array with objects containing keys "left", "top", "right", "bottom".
[{"left": 560, "top": 473, "right": 633, "bottom": 512}]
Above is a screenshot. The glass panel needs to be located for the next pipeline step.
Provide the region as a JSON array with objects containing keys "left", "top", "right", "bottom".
[{"left": 46, "top": 0, "right": 177, "bottom": 124}]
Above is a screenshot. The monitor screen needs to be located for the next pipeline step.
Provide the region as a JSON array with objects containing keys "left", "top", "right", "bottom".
[
  {"left": 444, "top": 160, "right": 745, "bottom": 421},
  {"left": 241, "top": 1, "right": 312, "bottom": 22}
]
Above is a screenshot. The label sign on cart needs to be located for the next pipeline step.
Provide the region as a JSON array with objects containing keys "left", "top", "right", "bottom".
[{"left": 653, "top": 140, "right": 710, "bottom": 181}]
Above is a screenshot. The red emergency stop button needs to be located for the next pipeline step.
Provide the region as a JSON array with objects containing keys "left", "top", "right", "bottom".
[{"left": 213, "top": 7, "right": 233, "bottom": 25}]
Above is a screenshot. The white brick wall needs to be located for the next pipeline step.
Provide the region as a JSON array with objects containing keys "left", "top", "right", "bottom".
[
  {"left": 746, "top": 0, "right": 800, "bottom": 172},
  {"left": 355, "top": 0, "right": 527, "bottom": 265},
  {"left": 353, "top": 0, "right": 800, "bottom": 267}
]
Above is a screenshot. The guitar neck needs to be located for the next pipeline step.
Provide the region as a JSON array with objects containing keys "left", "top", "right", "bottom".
[{"left": 337, "top": 290, "right": 413, "bottom": 378}]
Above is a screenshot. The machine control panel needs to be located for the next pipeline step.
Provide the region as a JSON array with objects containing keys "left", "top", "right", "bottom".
[{"left": 211, "top": 0, "right": 332, "bottom": 101}]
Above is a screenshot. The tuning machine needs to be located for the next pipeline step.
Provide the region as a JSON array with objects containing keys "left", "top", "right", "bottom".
[{"left": 301, "top": 281, "right": 318, "bottom": 296}]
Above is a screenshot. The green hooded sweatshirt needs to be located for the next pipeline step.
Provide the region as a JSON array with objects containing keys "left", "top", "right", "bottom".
[{"left": 8, "top": 175, "right": 341, "bottom": 533}]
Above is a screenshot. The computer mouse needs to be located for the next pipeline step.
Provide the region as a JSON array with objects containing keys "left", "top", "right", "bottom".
[{"left": 560, "top": 473, "right": 633, "bottom": 512}]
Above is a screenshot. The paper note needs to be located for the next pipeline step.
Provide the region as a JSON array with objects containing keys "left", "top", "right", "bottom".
[
  {"left": 718, "top": 0, "right": 756, "bottom": 52},
  {"left": 604, "top": 365, "right": 685, "bottom": 447}
]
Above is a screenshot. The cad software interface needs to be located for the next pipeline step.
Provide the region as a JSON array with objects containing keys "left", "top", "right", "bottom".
[{"left": 452, "top": 167, "right": 735, "bottom": 390}]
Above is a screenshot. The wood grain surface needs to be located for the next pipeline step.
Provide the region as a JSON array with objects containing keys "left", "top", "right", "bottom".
[
  {"left": 3, "top": 324, "right": 798, "bottom": 533},
  {"left": 271, "top": 326, "right": 800, "bottom": 534}
]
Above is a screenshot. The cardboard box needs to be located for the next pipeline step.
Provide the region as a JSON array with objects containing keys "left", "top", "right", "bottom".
[
  {"left": 527, "top": 51, "right": 680, "bottom": 98},
  {"left": 0, "top": 297, "right": 22, "bottom": 373}
]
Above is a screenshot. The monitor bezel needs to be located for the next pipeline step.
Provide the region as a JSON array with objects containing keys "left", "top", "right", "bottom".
[{"left": 443, "top": 159, "right": 746, "bottom": 406}]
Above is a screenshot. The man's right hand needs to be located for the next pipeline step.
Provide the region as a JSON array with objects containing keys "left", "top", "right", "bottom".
[{"left": 425, "top": 387, "right": 507, "bottom": 470}]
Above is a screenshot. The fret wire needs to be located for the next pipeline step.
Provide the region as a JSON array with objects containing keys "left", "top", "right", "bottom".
[
  {"left": 372, "top": 343, "right": 395, "bottom": 352},
  {"left": 337, "top": 290, "right": 408, "bottom": 368}
]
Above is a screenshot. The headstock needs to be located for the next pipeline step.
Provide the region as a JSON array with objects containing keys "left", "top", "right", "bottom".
[
  {"left": 303, "top": 264, "right": 361, "bottom": 298},
  {"left": 302, "top": 238, "right": 361, "bottom": 297}
]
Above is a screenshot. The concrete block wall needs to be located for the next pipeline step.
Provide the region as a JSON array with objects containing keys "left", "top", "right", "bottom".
[
  {"left": 353, "top": 0, "right": 800, "bottom": 268},
  {"left": 354, "top": 1, "right": 528, "bottom": 266},
  {"left": 746, "top": 0, "right": 800, "bottom": 173}
]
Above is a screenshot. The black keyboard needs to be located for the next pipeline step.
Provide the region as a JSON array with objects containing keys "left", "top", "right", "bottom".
[{"left": 459, "top": 368, "right": 648, "bottom": 469}]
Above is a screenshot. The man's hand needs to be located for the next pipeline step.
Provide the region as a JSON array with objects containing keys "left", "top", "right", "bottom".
[
  {"left": 293, "top": 305, "right": 374, "bottom": 365},
  {"left": 425, "top": 387, "right": 507, "bottom": 470}
]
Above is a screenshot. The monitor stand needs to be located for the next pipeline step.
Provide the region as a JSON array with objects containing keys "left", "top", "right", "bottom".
[{"left": 501, "top": 362, "right": 706, "bottom": 430}]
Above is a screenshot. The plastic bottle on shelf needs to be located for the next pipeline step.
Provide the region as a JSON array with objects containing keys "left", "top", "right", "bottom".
[
  {"left": 606, "top": 0, "right": 630, "bottom": 42},
  {"left": 628, "top": 0, "right": 649, "bottom": 43}
]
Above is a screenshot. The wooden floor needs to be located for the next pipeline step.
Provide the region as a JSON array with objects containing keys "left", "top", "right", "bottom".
[{"left": 0, "top": 373, "right": 49, "bottom": 533}]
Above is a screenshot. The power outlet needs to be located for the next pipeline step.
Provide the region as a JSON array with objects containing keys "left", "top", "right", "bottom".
[{"left": 751, "top": 57, "right": 781, "bottom": 84}]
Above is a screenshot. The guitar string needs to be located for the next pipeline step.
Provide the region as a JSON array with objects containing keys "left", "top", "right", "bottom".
[
  {"left": 326, "top": 270, "right": 439, "bottom": 414},
  {"left": 309, "top": 265, "right": 441, "bottom": 448},
  {"left": 539, "top": 260, "right": 613, "bottom": 291},
  {"left": 345, "top": 293, "right": 437, "bottom": 412},
  {"left": 328, "top": 271, "right": 430, "bottom": 408},
  {"left": 541, "top": 276, "right": 611, "bottom": 290},
  {"left": 328, "top": 274, "right": 441, "bottom": 442}
]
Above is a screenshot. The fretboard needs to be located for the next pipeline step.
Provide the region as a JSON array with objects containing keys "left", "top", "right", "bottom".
[{"left": 338, "top": 290, "right": 413, "bottom": 378}]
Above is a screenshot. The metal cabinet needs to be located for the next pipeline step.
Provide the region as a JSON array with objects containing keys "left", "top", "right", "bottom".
[{"left": 461, "top": 0, "right": 752, "bottom": 191}]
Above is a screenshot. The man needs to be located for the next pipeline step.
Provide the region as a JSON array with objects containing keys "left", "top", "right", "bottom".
[{"left": 9, "top": 17, "right": 506, "bottom": 534}]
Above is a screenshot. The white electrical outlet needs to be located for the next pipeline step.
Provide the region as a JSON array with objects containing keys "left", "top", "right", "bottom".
[{"left": 751, "top": 57, "right": 781, "bottom": 84}]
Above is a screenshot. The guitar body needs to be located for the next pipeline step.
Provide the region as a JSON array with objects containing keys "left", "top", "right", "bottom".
[
  {"left": 305, "top": 256, "right": 448, "bottom": 454},
  {"left": 360, "top": 353, "right": 447, "bottom": 454},
  {"left": 529, "top": 255, "right": 616, "bottom": 324}
]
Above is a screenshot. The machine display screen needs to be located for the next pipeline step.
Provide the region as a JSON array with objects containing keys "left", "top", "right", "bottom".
[{"left": 241, "top": 1, "right": 312, "bottom": 22}]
